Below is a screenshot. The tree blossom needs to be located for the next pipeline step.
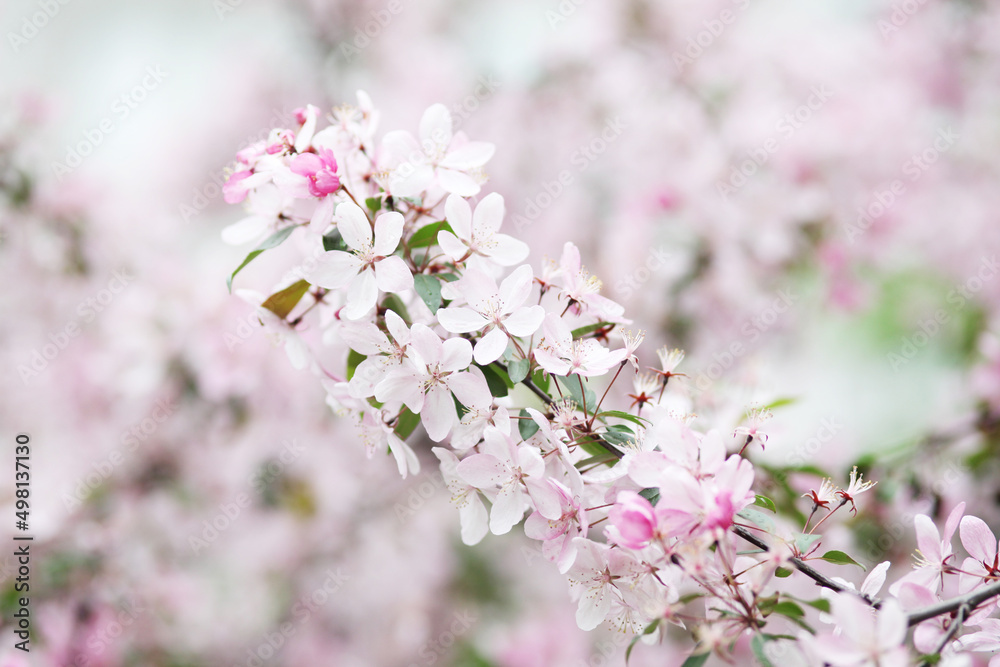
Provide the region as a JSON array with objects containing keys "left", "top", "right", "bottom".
[
  {"left": 457, "top": 431, "right": 561, "bottom": 535},
  {"left": 889, "top": 503, "right": 965, "bottom": 596},
  {"left": 553, "top": 242, "right": 627, "bottom": 323},
  {"left": 524, "top": 478, "right": 588, "bottom": 573},
  {"left": 565, "top": 538, "right": 641, "bottom": 631},
  {"left": 433, "top": 447, "right": 489, "bottom": 546},
  {"left": 305, "top": 202, "right": 413, "bottom": 320},
  {"left": 339, "top": 310, "right": 410, "bottom": 398},
  {"left": 437, "top": 265, "right": 544, "bottom": 364},
  {"left": 374, "top": 324, "right": 491, "bottom": 442},
  {"left": 355, "top": 407, "right": 419, "bottom": 478},
  {"left": 801, "top": 595, "right": 909, "bottom": 667},
  {"left": 958, "top": 515, "right": 1000, "bottom": 606},
  {"left": 533, "top": 313, "right": 627, "bottom": 377},
  {"left": 381, "top": 103, "right": 494, "bottom": 197},
  {"left": 436, "top": 193, "right": 528, "bottom": 266}
]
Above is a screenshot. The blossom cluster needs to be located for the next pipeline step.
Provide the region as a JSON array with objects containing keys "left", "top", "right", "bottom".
[{"left": 222, "top": 94, "right": 1000, "bottom": 665}]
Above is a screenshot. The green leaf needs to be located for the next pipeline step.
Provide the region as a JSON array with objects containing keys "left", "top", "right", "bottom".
[
  {"left": 559, "top": 375, "right": 596, "bottom": 413},
  {"left": 819, "top": 550, "right": 866, "bottom": 571},
  {"left": 737, "top": 507, "right": 776, "bottom": 534},
  {"left": 601, "top": 424, "right": 636, "bottom": 447},
  {"left": 597, "top": 411, "right": 650, "bottom": 430},
  {"left": 381, "top": 294, "right": 410, "bottom": 323},
  {"left": 638, "top": 487, "right": 660, "bottom": 506},
  {"left": 414, "top": 274, "right": 443, "bottom": 314},
  {"left": 260, "top": 279, "right": 311, "bottom": 320},
  {"left": 409, "top": 220, "right": 453, "bottom": 248},
  {"left": 625, "top": 619, "right": 660, "bottom": 664},
  {"left": 570, "top": 321, "right": 612, "bottom": 339},
  {"left": 518, "top": 409, "right": 540, "bottom": 441},
  {"left": 794, "top": 532, "right": 822, "bottom": 555},
  {"left": 507, "top": 358, "right": 530, "bottom": 384},
  {"left": 761, "top": 397, "right": 797, "bottom": 411},
  {"left": 322, "top": 229, "right": 348, "bottom": 252},
  {"left": 394, "top": 407, "right": 420, "bottom": 440},
  {"left": 365, "top": 196, "right": 382, "bottom": 214},
  {"left": 346, "top": 349, "right": 366, "bottom": 381},
  {"left": 478, "top": 364, "right": 510, "bottom": 398},
  {"left": 575, "top": 452, "right": 618, "bottom": 468},
  {"left": 227, "top": 225, "right": 297, "bottom": 291},
  {"left": 751, "top": 634, "right": 774, "bottom": 667},
  {"left": 775, "top": 566, "right": 793, "bottom": 578},
  {"left": 798, "top": 597, "right": 831, "bottom": 614},
  {"left": 679, "top": 651, "right": 709, "bottom": 667},
  {"left": 770, "top": 600, "right": 805, "bottom": 619},
  {"left": 753, "top": 494, "right": 777, "bottom": 513}
]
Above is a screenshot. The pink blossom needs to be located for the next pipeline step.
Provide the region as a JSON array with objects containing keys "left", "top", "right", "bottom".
[
  {"left": 457, "top": 431, "right": 561, "bottom": 535},
  {"left": 289, "top": 147, "right": 340, "bottom": 198},
  {"left": 305, "top": 202, "right": 413, "bottom": 320},
  {"left": 958, "top": 514, "right": 1000, "bottom": 607},
  {"left": 606, "top": 490, "right": 657, "bottom": 550},
  {"left": 554, "top": 242, "right": 627, "bottom": 323},
  {"left": 533, "top": 313, "right": 627, "bottom": 377},
  {"left": 801, "top": 595, "right": 909, "bottom": 667},
  {"left": 437, "top": 193, "right": 528, "bottom": 266},
  {"left": 565, "top": 538, "right": 641, "bottom": 631},
  {"left": 373, "top": 324, "right": 490, "bottom": 442},
  {"left": 437, "top": 265, "right": 544, "bottom": 365},
  {"left": 433, "top": 447, "right": 489, "bottom": 546},
  {"left": 888, "top": 502, "right": 964, "bottom": 596},
  {"left": 524, "top": 478, "right": 588, "bottom": 573},
  {"left": 380, "top": 104, "right": 494, "bottom": 197}
]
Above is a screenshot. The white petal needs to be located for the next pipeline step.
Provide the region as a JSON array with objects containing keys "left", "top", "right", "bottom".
[
  {"left": 503, "top": 306, "right": 545, "bottom": 337},
  {"left": 440, "top": 338, "right": 474, "bottom": 372},
  {"left": 459, "top": 495, "right": 489, "bottom": 546},
  {"left": 306, "top": 251, "right": 361, "bottom": 289},
  {"left": 438, "top": 307, "right": 489, "bottom": 334},
  {"left": 335, "top": 202, "right": 372, "bottom": 250},
  {"left": 373, "top": 211, "right": 404, "bottom": 255},
  {"left": 448, "top": 369, "right": 492, "bottom": 408},
  {"left": 437, "top": 168, "right": 481, "bottom": 197},
  {"left": 437, "top": 230, "right": 468, "bottom": 262},
  {"left": 444, "top": 194, "right": 473, "bottom": 240},
  {"left": 388, "top": 432, "right": 420, "bottom": 478},
  {"left": 487, "top": 234, "right": 530, "bottom": 266},
  {"left": 374, "top": 256, "right": 413, "bottom": 293},
  {"left": 498, "top": 264, "right": 534, "bottom": 310},
  {"left": 473, "top": 327, "right": 509, "bottom": 365},
  {"left": 422, "top": 384, "right": 456, "bottom": 442},
  {"left": 441, "top": 142, "right": 495, "bottom": 169},
  {"left": 490, "top": 486, "right": 525, "bottom": 535},
  {"left": 221, "top": 215, "right": 270, "bottom": 245},
  {"left": 342, "top": 269, "right": 379, "bottom": 320},
  {"left": 472, "top": 192, "right": 505, "bottom": 234},
  {"left": 419, "top": 103, "right": 453, "bottom": 150},
  {"left": 309, "top": 196, "right": 335, "bottom": 232}
]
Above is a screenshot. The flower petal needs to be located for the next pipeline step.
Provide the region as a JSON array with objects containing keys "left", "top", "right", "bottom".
[
  {"left": 374, "top": 255, "right": 413, "bottom": 293},
  {"left": 373, "top": 211, "right": 404, "bottom": 255},
  {"left": 336, "top": 202, "right": 372, "bottom": 250},
  {"left": 306, "top": 251, "right": 362, "bottom": 290},
  {"left": 342, "top": 269, "right": 379, "bottom": 320}
]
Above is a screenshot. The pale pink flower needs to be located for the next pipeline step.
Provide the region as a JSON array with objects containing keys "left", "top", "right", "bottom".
[
  {"left": 305, "top": 202, "right": 413, "bottom": 320},
  {"left": 457, "top": 431, "right": 561, "bottom": 535},
  {"left": 437, "top": 193, "right": 528, "bottom": 266},
  {"left": 373, "top": 324, "right": 490, "bottom": 442},
  {"left": 801, "top": 595, "right": 909, "bottom": 667},
  {"left": 889, "top": 502, "right": 964, "bottom": 596},
  {"left": 221, "top": 183, "right": 293, "bottom": 245},
  {"left": 555, "top": 242, "right": 627, "bottom": 323},
  {"left": 957, "top": 514, "right": 1000, "bottom": 607},
  {"left": 565, "top": 538, "right": 641, "bottom": 631},
  {"left": 381, "top": 104, "right": 494, "bottom": 197},
  {"left": 355, "top": 407, "right": 419, "bottom": 478},
  {"left": 433, "top": 447, "right": 489, "bottom": 546},
  {"left": 339, "top": 310, "right": 410, "bottom": 398},
  {"left": 437, "top": 265, "right": 544, "bottom": 364},
  {"left": 524, "top": 478, "right": 588, "bottom": 573},
  {"left": 533, "top": 314, "right": 628, "bottom": 377}
]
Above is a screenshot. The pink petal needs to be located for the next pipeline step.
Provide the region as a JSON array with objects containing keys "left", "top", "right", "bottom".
[
  {"left": 448, "top": 369, "right": 491, "bottom": 409},
  {"left": 374, "top": 370, "right": 422, "bottom": 413},
  {"left": 409, "top": 324, "right": 443, "bottom": 367},
  {"left": 459, "top": 496, "right": 489, "bottom": 546},
  {"left": 437, "top": 230, "right": 468, "bottom": 261},
  {"left": 456, "top": 454, "right": 508, "bottom": 488},
  {"left": 961, "top": 516, "right": 998, "bottom": 563},
  {"left": 490, "top": 485, "right": 526, "bottom": 535}
]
